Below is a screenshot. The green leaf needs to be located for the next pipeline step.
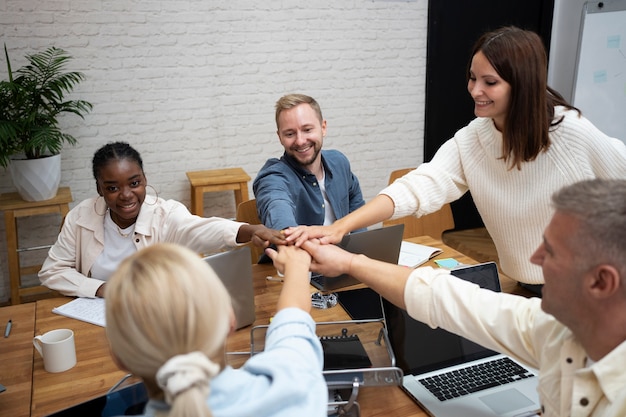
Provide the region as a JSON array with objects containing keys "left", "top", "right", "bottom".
[{"left": 0, "top": 46, "right": 92, "bottom": 168}]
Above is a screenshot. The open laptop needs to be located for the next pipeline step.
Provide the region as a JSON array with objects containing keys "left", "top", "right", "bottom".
[
  {"left": 310, "top": 224, "right": 404, "bottom": 292},
  {"left": 48, "top": 381, "right": 147, "bottom": 417},
  {"left": 382, "top": 262, "right": 541, "bottom": 417},
  {"left": 203, "top": 246, "right": 255, "bottom": 329}
]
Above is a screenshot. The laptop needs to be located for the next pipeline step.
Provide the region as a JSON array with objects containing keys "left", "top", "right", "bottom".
[
  {"left": 203, "top": 246, "right": 256, "bottom": 329},
  {"left": 47, "top": 381, "right": 147, "bottom": 417},
  {"left": 310, "top": 224, "right": 404, "bottom": 292},
  {"left": 382, "top": 262, "right": 541, "bottom": 417}
]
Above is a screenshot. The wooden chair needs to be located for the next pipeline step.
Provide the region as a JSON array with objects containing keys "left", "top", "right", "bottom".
[
  {"left": 186, "top": 167, "right": 251, "bottom": 216},
  {"left": 382, "top": 168, "right": 455, "bottom": 239},
  {"left": 236, "top": 199, "right": 265, "bottom": 263}
]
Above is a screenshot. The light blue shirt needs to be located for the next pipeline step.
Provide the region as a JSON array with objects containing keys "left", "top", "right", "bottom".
[{"left": 131, "top": 308, "right": 328, "bottom": 417}]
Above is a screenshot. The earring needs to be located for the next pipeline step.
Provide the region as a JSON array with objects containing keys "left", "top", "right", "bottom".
[
  {"left": 94, "top": 196, "right": 107, "bottom": 216},
  {"left": 144, "top": 185, "right": 159, "bottom": 206}
]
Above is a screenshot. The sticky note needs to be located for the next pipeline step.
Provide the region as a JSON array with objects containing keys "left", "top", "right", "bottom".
[
  {"left": 435, "top": 258, "right": 460, "bottom": 268},
  {"left": 607, "top": 35, "right": 620, "bottom": 49},
  {"left": 593, "top": 70, "right": 608, "bottom": 84}
]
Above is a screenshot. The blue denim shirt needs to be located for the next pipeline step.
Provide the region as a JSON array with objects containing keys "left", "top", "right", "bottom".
[{"left": 253, "top": 149, "right": 365, "bottom": 232}]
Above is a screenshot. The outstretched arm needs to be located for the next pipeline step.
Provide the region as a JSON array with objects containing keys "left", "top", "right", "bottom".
[
  {"left": 285, "top": 194, "right": 396, "bottom": 246},
  {"left": 265, "top": 245, "right": 313, "bottom": 313},
  {"left": 237, "top": 224, "right": 287, "bottom": 248},
  {"left": 301, "top": 239, "right": 410, "bottom": 309},
  {"left": 253, "top": 160, "right": 300, "bottom": 231}
]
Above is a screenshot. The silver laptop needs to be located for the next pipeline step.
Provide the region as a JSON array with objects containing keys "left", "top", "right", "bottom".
[
  {"left": 310, "top": 224, "right": 404, "bottom": 292},
  {"left": 203, "top": 246, "right": 255, "bottom": 329},
  {"left": 382, "top": 262, "right": 541, "bottom": 417}
]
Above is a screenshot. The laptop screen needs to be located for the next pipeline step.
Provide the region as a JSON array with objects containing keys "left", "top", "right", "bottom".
[
  {"left": 203, "top": 246, "right": 255, "bottom": 329},
  {"left": 310, "top": 224, "right": 404, "bottom": 292},
  {"left": 383, "top": 262, "right": 501, "bottom": 375}
]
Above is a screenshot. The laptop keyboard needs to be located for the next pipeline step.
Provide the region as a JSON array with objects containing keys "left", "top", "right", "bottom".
[{"left": 418, "top": 357, "right": 535, "bottom": 402}]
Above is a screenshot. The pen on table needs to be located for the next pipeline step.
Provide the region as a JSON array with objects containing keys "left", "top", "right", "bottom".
[
  {"left": 4, "top": 319, "right": 12, "bottom": 338},
  {"left": 266, "top": 275, "right": 284, "bottom": 282}
]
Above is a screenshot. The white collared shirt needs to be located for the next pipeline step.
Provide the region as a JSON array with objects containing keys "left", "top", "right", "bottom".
[{"left": 403, "top": 267, "right": 626, "bottom": 417}]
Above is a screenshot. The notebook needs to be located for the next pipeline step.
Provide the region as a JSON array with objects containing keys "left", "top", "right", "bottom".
[
  {"left": 310, "top": 224, "right": 404, "bottom": 291},
  {"left": 52, "top": 297, "right": 106, "bottom": 327},
  {"left": 398, "top": 240, "right": 442, "bottom": 268},
  {"left": 382, "top": 262, "right": 541, "bottom": 417},
  {"left": 203, "top": 246, "right": 255, "bottom": 329}
]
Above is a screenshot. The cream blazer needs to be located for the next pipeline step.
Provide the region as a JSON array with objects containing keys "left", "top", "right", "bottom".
[{"left": 39, "top": 195, "right": 243, "bottom": 297}]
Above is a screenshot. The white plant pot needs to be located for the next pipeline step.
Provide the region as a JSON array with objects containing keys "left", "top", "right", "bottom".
[{"left": 9, "top": 154, "right": 62, "bottom": 201}]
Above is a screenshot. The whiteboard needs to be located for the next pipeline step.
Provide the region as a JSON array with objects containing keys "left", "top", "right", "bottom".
[
  {"left": 572, "top": 0, "right": 626, "bottom": 143},
  {"left": 548, "top": 0, "right": 587, "bottom": 102}
]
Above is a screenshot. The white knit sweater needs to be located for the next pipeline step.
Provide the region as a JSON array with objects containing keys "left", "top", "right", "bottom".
[{"left": 382, "top": 107, "right": 626, "bottom": 284}]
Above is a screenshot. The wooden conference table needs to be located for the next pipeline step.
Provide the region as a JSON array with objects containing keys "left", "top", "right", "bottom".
[{"left": 0, "top": 236, "right": 531, "bottom": 417}]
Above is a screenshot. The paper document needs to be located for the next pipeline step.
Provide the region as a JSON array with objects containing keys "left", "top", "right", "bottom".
[
  {"left": 52, "top": 297, "right": 106, "bottom": 327},
  {"left": 398, "top": 241, "right": 442, "bottom": 268}
]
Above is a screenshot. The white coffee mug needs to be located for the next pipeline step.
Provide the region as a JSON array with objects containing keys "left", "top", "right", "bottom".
[{"left": 33, "top": 328, "right": 77, "bottom": 373}]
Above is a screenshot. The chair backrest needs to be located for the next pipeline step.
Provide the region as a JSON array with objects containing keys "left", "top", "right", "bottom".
[
  {"left": 236, "top": 199, "right": 265, "bottom": 263},
  {"left": 382, "top": 168, "right": 455, "bottom": 239}
]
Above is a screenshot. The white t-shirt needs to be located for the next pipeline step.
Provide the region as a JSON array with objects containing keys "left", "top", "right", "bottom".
[
  {"left": 319, "top": 170, "right": 336, "bottom": 226},
  {"left": 90, "top": 212, "right": 137, "bottom": 281}
]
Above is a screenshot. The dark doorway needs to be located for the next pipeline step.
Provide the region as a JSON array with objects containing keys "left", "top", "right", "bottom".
[{"left": 425, "top": 1, "right": 555, "bottom": 230}]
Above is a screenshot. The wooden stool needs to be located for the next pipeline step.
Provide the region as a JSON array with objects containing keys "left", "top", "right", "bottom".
[
  {"left": 0, "top": 187, "right": 73, "bottom": 304},
  {"left": 186, "top": 168, "right": 251, "bottom": 216}
]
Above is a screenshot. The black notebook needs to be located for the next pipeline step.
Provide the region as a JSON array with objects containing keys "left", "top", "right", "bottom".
[{"left": 320, "top": 328, "right": 372, "bottom": 370}]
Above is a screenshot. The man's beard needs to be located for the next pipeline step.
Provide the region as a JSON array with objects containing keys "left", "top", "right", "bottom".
[{"left": 292, "top": 145, "right": 321, "bottom": 167}]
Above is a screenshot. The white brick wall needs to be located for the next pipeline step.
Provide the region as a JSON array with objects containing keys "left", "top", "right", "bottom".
[{"left": 0, "top": 0, "right": 428, "bottom": 302}]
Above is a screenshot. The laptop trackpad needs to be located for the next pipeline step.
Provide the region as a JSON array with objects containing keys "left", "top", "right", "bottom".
[{"left": 479, "top": 388, "right": 534, "bottom": 415}]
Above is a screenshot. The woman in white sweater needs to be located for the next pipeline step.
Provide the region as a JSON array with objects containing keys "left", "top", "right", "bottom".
[{"left": 286, "top": 26, "right": 626, "bottom": 291}]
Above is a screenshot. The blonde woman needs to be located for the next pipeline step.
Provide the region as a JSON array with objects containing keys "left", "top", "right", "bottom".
[{"left": 105, "top": 243, "right": 327, "bottom": 417}]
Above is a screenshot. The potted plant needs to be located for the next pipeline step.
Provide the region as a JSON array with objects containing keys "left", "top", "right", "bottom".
[{"left": 0, "top": 44, "right": 92, "bottom": 201}]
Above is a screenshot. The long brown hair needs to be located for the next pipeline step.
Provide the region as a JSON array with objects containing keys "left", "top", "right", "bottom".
[{"left": 469, "top": 26, "right": 580, "bottom": 169}]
